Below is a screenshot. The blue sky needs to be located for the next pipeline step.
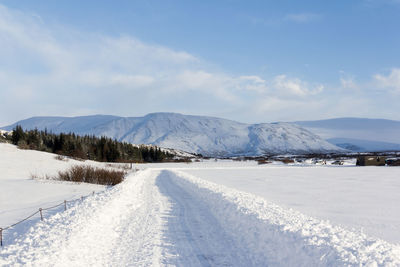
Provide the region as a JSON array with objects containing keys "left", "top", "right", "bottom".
[{"left": 0, "top": 0, "right": 400, "bottom": 125}]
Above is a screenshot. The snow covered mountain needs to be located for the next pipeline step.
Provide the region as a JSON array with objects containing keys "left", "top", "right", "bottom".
[
  {"left": 3, "top": 113, "right": 342, "bottom": 156},
  {"left": 296, "top": 118, "right": 400, "bottom": 152}
]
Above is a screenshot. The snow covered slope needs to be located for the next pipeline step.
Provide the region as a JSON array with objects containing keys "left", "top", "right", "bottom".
[
  {"left": 296, "top": 118, "right": 400, "bottom": 152},
  {"left": 0, "top": 143, "right": 106, "bottom": 230},
  {"left": 3, "top": 113, "right": 342, "bottom": 156}
]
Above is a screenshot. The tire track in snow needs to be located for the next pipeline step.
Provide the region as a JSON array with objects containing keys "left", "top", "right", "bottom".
[{"left": 157, "top": 170, "right": 252, "bottom": 266}]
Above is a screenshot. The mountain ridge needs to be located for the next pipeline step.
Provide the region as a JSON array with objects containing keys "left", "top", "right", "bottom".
[
  {"left": 296, "top": 117, "right": 400, "bottom": 152},
  {"left": 3, "top": 113, "right": 342, "bottom": 156}
]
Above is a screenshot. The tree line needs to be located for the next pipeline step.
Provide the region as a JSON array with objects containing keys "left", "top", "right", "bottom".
[{"left": 9, "top": 125, "right": 174, "bottom": 163}]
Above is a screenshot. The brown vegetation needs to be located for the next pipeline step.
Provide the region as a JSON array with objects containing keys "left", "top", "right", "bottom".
[
  {"left": 57, "top": 165, "right": 126, "bottom": 185},
  {"left": 55, "top": 155, "right": 69, "bottom": 161},
  {"left": 257, "top": 159, "right": 272, "bottom": 165},
  {"left": 281, "top": 158, "right": 295, "bottom": 164}
]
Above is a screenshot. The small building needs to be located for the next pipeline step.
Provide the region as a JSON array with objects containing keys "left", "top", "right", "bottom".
[
  {"left": 386, "top": 158, "right": 400, "bottom": 166},
  {"left": 356, "top": 156, "right": 386, "bottom": 166}
]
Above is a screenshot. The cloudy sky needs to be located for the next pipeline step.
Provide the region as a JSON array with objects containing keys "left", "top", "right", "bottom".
[{"left": 0, "top": 0, "right": 399, "bottom": 126}]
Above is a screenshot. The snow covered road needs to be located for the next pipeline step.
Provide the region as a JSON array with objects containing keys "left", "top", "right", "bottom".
[
  {"left": 1, "top": 168, "right": 400, "bottom": 266},
  {"left": 157, "top": 170, "right": 252, "bottom": 266}
]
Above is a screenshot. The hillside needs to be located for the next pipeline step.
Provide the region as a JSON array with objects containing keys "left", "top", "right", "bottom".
[
  {"left": 3, "top": 113, "right": 342, "bottom": 156},
  {"left": 0, "top": 143, "right": 105, "bottom": 230},
  {"left": 295, "top": 118, "right": 400, "bottom": 152}
]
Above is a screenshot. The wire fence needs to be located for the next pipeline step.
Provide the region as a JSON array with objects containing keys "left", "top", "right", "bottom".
[{"left": 0, "top": 191, "right": 96, "bottom": 247}]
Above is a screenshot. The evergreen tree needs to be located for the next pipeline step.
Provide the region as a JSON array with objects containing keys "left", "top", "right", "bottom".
[
  {"left": 9, "top": 127, "right": 174, "bottom": 163},
  {"left": 11, "top": 125, "right": 25, "bottom": 145}
]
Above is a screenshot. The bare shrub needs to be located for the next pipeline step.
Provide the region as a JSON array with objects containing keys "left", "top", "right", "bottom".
[
  {"left": 281, "top": 158, "right": 295, "bottom": 164},
  {"left": 105, "top": 163, "right": 131, "bottom": 170},
  {"left": 71, "top": 157, "right": 85, "bottom": 162},
  {"left": 30, "top": 173, "right": 39, "bottom": 180},
  {"left": 162, "top": 158, "right": 192, "bottom": 163},
  {"left": 274, "top": 158, "right": 295, "bottom": 164},
  {"left": 57, "top": 165, "right": 126, "bottom": 185},
  {"left": 17, "top": 142, "right": 30, "bottom": 150},
  {"left": 55, "top": 155, "right": 69, "bottom": 161},
  {"left": 257, "top": 159, "right": 271, "bottom": 165},
  {"left": 30, "top": 173, "right": 53, "bottom": 180}
]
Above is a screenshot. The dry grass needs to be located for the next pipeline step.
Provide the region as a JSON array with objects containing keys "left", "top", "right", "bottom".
[
  {"left": 30, "top": 173, "right": 52, "bottom": 180},
  {"left": 55, "top": 155, "right": 69, "bottom": 161},
  {"left": 57, "top": 165, "right": 126, "bottom": 185},
  {"left": 257, "top": 159, "right": 272, "bottom": 165},
  {"left": 274, "top": 158, "right": 295, "bottom": 164},
  {"left": 105, "top": 163, "right": 132, "bottom": 170}
]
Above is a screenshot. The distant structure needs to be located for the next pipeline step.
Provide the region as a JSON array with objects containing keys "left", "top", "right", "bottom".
[
  {"left": 356, "top": 156, "right": 386, "bottom": 166},
  {"left": 386, "top": 158, "right": 400, "bottom": 166}
]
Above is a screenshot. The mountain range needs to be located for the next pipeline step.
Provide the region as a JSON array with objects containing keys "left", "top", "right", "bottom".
[
  {"left": 2, "top": 113, "right": 341, "bottom": 157},
  {"left": 296, "top": 118, "right": 400, "bottom": 152}
]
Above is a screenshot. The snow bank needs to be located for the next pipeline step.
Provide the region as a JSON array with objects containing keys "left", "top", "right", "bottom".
[
  {"left": 0, "top": 170, "right": 167, "bottom": 266},
  {"left": 169, "top": 170, "right": 400, "bottom": 266}
]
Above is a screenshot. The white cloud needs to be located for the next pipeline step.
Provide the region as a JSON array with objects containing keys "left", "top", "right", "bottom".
[
  {"left": 239, "top": 76, "right": 265, "bottom": 84},
  {"left": 0, "top": 0, "right": 331, "bottom": 125},
  {"left": 340, "top": 77, "right": 358, "bottom": 89},
  {"left": 2, "top": 3, "right": 393, "bottom": 125},
  {"left": 237, "top": 76, "right": 268, "bottom": 93},
  {"left": 273, "top": 75, "right": 323, "bottom": 96},
  {"left": 374, "top": 68, "right": 400, "bottom": 93},
  {"left": 170, "top": 70, "right": 241, "bottom": 102},
  {"left": 339, "top": 71, "right": 359, "bottom": 90},
  {"left": 110, "top": 74, "right": 155, "bottom": 88}
]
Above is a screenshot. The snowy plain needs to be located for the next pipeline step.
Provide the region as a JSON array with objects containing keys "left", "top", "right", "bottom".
[
  {"left": 1, "top": 143, "right": 400, "bottom": 266},
  {"left": 180, "top": 165, "right": 400, "bottom": 244}
]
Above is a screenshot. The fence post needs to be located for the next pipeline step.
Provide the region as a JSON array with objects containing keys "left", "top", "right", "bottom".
[
  {"left": 92, "top": 191, "right": 95, "bottom": 196},
  {"left": 0, "top": 227, "right": 3, "bottom": 246},
  {"left": 39, "top": 208, "right": 43, "bottom": 221},
  {"left": 64, "top": 200, "right": 67, "bottom": 211}
]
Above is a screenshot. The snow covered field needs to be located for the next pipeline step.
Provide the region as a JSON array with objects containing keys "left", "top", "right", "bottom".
[
  {"left": 0, "top": 143, "right": 106, "bottom": 229},
  {"left": 181, "top": 165, "right": 400, "bottom": 244},
  {"left": 1, "top": 144, "right": 400, "bottom": 266}
]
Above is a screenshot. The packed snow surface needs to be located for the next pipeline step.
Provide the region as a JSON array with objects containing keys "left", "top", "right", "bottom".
[
  {"left": 1, "top": 145, "right": 400, "bottom": 266},
  {"left": 3, "top": 113, "right": 342, "bottom": 156}
]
